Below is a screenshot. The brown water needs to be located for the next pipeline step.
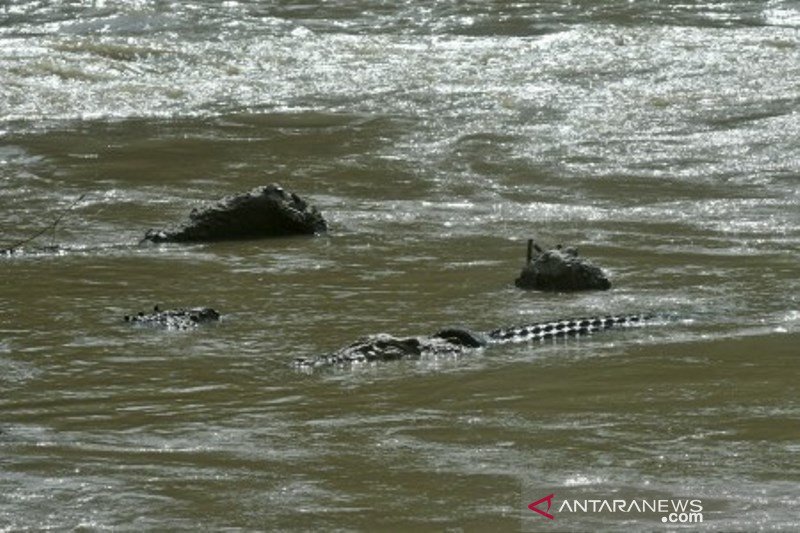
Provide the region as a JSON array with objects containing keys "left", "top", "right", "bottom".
[
  {"left": 2, "top": 115, "right": 798, "bottom": 531},
  {"left": 2, "top": 2, "right": 800, "bottom": 530}
]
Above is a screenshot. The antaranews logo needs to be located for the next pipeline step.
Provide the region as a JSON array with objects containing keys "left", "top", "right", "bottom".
[
  {"left": 528, "top": 494, "right": 555, "bottom": 520},
  {"left": 526, "top": 493, "right": 704, "bottom": 524}
]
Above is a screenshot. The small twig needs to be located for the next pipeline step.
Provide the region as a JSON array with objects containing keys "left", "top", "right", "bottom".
[
  {"left": 1, "top": 193, "right": 86, "bottom": 254},
  {"left": 526, "top": 239, "right": 544, "bottom": 264}
]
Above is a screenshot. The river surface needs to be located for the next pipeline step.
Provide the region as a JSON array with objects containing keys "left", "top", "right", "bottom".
[{"left": 1, "top": 1, "right": 799, "bottom": 531}]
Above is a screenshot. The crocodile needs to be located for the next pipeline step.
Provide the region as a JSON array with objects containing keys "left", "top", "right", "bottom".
[
  {"left": 124, "top": 306, "right": 220, "bottom": 330},
  {"left": 293, "top": 313, "right": 655, "bottom": 368}
]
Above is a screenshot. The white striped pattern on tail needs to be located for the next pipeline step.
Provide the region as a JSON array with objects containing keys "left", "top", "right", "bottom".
[{"left": 486, "top": 313, "right": 654, "bottom": 344}]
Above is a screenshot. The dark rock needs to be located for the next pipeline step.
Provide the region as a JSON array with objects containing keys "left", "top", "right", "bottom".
[
  {"left": 125, "top": 306, "right": 220, "bottom": 330},
  {"left": 143, "top": 184, "right": 327, "bottom": 243},
  {"left": 515, "top": 246, "right": 611, "bottom": 291}
]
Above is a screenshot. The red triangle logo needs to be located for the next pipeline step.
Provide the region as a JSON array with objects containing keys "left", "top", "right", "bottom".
[{"left": 528, "top": 493, "right": 555, "bottom": 520}]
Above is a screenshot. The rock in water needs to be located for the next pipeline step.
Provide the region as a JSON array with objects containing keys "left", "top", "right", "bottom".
[
  {"left": 514, "top": 246, "right": 611, "bottom": 291},
  {"left": 143, "top": 184, "right": 327, "bottom": 243}
]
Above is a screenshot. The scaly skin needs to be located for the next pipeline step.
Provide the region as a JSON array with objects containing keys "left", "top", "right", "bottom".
[
  {"left": 294, "top": 313, "right": 655, "bottom": 368},
  {"left": 124, "top": 306, "right": 220, "bottom": 330}
]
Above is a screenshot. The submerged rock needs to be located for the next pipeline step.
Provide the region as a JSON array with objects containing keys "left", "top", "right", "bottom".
[
  {"left": 124, "top": 306, "right": 220, "bottom": 330},
  {"left": 143, "top": 184, "right": 327, "bottom": 243},
  {"left": 515, "top": 245, "right": 611, "bottom": 291}
]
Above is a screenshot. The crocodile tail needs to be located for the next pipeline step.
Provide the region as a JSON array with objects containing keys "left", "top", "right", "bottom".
[{"left": 486, "top": 313, "right": 654, "bottom": 344}]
